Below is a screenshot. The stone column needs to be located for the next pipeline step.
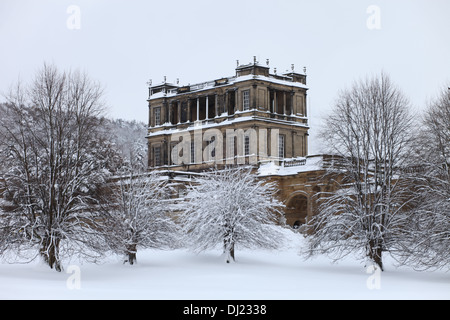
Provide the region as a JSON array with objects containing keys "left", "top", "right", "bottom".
[
  {"left": 291, "top": 92, "right": 295, "bottom": 115},
  {"left": 235, "top": 89, "right": 240, "bottom": 112},
  {"left": 252, "top": 84, "right": 257, "bottom": 109},
  {"left": 177, "top": 100, "right": 181, "bottom": 124},
  {"left": 215, "top": 94, "right": 219, "bottom": 118},
  {"left": 148, "top": 103, "right": 152, "bottom": 127},
  {"left": 187, "top": 99, "right": 191, "bottom": 122},
  {"left": 205, "top": 95, "right": 209, "bottom": 120},
  {"left": 167, "top": 102, "right": 172, "bottom": 124},
  {"left": 304, "top": 94, "right": 307, "bottom": 116},
  {"left": 196, "top": 97, "right": 200, "bottom": 121},
  {"left": 225, "top": 92, "right": 229, "bottom": 115},
  {"left": 273, "top": 91, "right": 277, "bottom": 113}
]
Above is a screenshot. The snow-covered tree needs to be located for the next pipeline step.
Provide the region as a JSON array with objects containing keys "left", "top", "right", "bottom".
[
  {"left": 0, "top": 64, "right": 120, "bottom": 271},
  {"left": 305, "top": 73, "right": 414, "bottom": 271},
  {"left": 107, "top": 118, "right": 148, "bottom": 170},
  {"left": 399, "top": 85, "right": 450, "bottom": 270},
  {"left": 107, "top": 170, "right": 180, "bottom": 265},
  {"left": 179, "top": 166, "right": 285, "bottom": 263}
]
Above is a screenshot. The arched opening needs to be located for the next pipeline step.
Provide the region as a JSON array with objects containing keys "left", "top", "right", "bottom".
[{"left": 285, "top": 193, "right": 308, "bottom": 228}]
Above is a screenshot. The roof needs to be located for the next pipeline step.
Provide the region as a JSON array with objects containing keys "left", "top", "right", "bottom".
[
  {"left": 148, "top": 73, "right": 308, "bottom": 101},
  {"left": 236, "top": 62, "right": 270, "bottom": 70}
]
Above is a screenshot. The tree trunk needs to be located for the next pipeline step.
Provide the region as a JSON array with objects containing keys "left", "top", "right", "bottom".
[
  {"left": 369, "top": 240, "right": 384, "bottom": 271},
  {"left": 125, "top": 243, "right": 137, "bottom": 265},
  {"left": 225, "top": 242, "right": 235, "bottom": 263},
  {"left": 40, "top": 236, "right": 62, "bottom": 272}
]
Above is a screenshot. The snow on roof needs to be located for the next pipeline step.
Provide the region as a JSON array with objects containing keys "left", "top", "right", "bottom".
[
  {"left": 258, "top": 155, "right": 324, "bottom": 177},
  {"left": 148, "top": 91, "right": 167, "bottom": 99},
  {"left": 151, "top": 82, "right": 178, "bottom": 88},
  {"left": 149, "top": 73, "right": 308, "bottom": 100},
  {"left": 233, "top": 74, "right": 308, "bottom": 90}
]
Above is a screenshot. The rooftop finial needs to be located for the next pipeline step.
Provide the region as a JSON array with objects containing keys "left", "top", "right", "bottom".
[
  {"left": 236, "top": 60, "right": 239, "bottom": 67},
  {"left": 254, "top": 56, "right": 257, "bottom": 64},
  {"left": 164, "top": 76, "right": 167, "bottom": 83},
  {"left": 266, "top": 59, "right": 270, "bottom": 66},
  {"left": 303, "top": 66, "right": 307, "bottom": 74},
  {"left": 147, "top": 79, "right": 152, "bottom": 87},
  {"left": 291, "top": 64, "right": 295, "bottom": 72}
]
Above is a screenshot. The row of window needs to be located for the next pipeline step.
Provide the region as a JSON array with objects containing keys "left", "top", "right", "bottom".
[{"left": 152, "top": 135, "right": 285, "bottom": 167}]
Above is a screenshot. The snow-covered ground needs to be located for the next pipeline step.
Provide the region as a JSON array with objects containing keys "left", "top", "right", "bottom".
[{"left": 0, "top": 229, "right": 449, "bottom": 300}]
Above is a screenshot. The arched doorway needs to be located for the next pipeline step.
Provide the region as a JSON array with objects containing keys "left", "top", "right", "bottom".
[{"left": 285, "top": 193, "right": 308, "bottom": 228}]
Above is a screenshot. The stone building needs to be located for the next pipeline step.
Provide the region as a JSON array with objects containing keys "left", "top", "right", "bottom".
[{"left": 146, "top": 58, "right": 333, "bottom": 227}]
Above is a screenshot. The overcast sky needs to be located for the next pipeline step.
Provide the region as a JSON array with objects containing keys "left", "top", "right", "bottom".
[{"left": 1, "top": 0, "right": 449, "bottom": 153}]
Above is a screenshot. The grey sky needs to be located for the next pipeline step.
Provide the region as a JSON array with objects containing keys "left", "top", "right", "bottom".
[{"left": 1, "top": 0, "right": 449, "bottom": 154}]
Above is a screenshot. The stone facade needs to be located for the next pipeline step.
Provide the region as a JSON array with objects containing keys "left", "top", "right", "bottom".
[
  {"left": 258, "top": 154, "right": 340, "bottom": 227},
  {"left": 146, "top": 59, "right": 333, "bottom": 227},
  {"left": 146, "top": 59, "right": 309, "bottom": 171}
]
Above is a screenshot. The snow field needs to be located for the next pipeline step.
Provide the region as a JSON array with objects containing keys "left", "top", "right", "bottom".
[{"left": 0, "top": 228, "right": 449, "bottom": 300}]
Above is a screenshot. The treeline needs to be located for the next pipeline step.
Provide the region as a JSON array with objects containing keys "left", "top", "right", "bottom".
[
  {"left": 0, "top": 64, "right": 448, "bottom": 273},
  {"left": 0, "top": 64, "right": 285, "bottom": 271},
  {"left": 306, "top": 73, "right": 449, "bottom": 271}
]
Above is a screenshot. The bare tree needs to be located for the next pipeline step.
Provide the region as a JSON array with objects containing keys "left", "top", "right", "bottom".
[
  {"left": 305, "top": 73, "right": 415, "bottom": 271},
  {"left": 179, "top": 166, "right": 286, "bottom": 263},
  {"left": 0, "top": 64, "right": 119, "bottom": 271}
]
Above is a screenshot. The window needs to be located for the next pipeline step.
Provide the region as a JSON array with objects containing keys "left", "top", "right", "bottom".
[
  {"left": 204, "top": 136, "right": 216, "bottom": 161},
  {"left": 154, "top": 107, "right": 161, "bottom": 126},
  {"left": 171, "top": 143, "right": 178, "bottom": 165},
  {"left": 278, "top": 135, "right": 285, "bottom": 159},
  {"left": 226, "top": 136, "right": 235, "bottom": 160},
  {"left": 243, "top": 90, "right": 250, "bottom": 111},
  {"left": 228, "top": 90, "right": 236, "bottom": 115},
  {"left": 244, "top": 135, "right": 250, "bottom": 156},
  {"left": 190, "top": 141, "right": 195, "bottom": 164},
  {"left": 181, "top": 102, "right": 188, "bottom": 123},
  {"left": 154, "top": 146, "right": 161, "bottom": 167}
]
